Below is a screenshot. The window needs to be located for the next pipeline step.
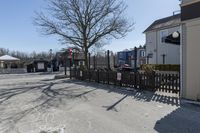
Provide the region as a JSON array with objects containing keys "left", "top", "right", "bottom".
[
  {"left": 140, "top": 51, "right": 145, "bottom": 57},
  {"left": 118, "top": 52, "right": 125, "bottom": 59},
  {"left": 147, "top": 53, "right": 153, "bottom": 58},
  {"left": 160, "top": 30, "right": 168, "bottom": 43}
]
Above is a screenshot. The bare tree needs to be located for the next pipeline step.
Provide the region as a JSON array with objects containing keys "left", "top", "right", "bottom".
[{"left": 34, "top": 0, "right": 133, "bottom": 69}]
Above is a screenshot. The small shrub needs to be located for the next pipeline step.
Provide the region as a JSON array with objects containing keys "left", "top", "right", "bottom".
[{"left": 141, "top": 64, "right": 180, "bottom": 72}]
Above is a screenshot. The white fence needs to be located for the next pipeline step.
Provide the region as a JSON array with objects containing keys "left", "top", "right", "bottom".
[{"left": 0, "top": 68, "right": 27, "bottom": 74}]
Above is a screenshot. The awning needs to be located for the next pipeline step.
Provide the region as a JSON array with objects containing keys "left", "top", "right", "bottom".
[
  {"left": 164, "top": 32, "right": 180, "bottom": 45},
  {"left": 0, "top": 55, "right": 20, "bottom": 61}
]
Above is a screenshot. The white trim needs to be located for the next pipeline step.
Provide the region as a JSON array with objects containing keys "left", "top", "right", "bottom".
[
  {"left": 144, "top": 24, "right": 181, "bottom": 34},
  {"left": 180, "top": 24, "right": 183, "bottom": 98}
]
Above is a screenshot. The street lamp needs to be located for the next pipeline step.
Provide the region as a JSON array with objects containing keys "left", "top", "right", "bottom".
[{"left": 172, "top": 31, "right": 179, "bottom": 38}]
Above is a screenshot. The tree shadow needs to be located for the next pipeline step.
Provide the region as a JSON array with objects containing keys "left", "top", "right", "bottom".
[
  {"left": 154, "top": 102, "right": 200, "bottom": 133},
  {"left": 0, "top": 84, "right": 48, "bottom": 105},
  {"left": 102, "top": 95, "right": 128, "bottom": 112},
  {"left": 0, "top": 79, "right": 181, "bottom": 132},
  {"left": 0, "top": 79, "right": 98, "bottom": 132},
  {"left": 64, "top": 80, "right": 180, "bottom": 106}
]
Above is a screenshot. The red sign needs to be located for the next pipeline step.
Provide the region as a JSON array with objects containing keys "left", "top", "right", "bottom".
[{"left": 69, "top": 48, "right": 72, "bottom": 58}]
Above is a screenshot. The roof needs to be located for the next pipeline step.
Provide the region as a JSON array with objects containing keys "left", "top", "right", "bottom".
[
  {"left": 26, "top": 59, "right": 49, "bottom": 65},
  {"left": 144, "top": 14, "right": 181, "bottom": 33},
  {"left": 0, "top": 55, "right": 20, "bottom": 61}
]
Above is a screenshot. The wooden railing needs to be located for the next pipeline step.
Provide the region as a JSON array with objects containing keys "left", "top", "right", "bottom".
[{"left": 71, "top": 70, "right": 180, "bottom": 94}]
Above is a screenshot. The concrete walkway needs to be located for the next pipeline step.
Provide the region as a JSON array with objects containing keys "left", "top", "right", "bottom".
[{"left": 0, "top": 73, "right": 199, "bottom": 133}]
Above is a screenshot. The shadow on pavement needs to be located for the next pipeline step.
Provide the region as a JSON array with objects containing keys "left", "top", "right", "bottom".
[
  {"left": 64, "top": 79, "right": 180, "bottom": 106},
  {"left": 0, "top": 79, "right": 97, "bottom": 132},
  {"left": 154, "top": 103, "right": 200, "bottom": 133},
  {"left": 65, "top": 80, "right": 200, "bottom": 133},
  {"left": 0, "top": 78, "right": 185, "bottom": 132}
]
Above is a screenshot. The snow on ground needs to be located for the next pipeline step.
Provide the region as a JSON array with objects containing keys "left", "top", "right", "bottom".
[{"left": 0, "top": 73, "right": 200, "bottom": 133}]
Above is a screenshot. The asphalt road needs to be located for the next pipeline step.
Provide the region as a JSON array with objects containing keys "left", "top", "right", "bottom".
[{"left": 0, "top": 73, "right": 200, "bottom": 133}]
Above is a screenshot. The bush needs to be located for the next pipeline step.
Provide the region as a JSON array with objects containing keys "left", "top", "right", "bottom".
[
  {"left": 141, "top": 64, "right": 155, "bottom": 74},
  {"left": 141, "top": 64, "right": 180, "bottom": 72},
  {"left": 79, "top": 65, "right": 87, "bottom": 71}
]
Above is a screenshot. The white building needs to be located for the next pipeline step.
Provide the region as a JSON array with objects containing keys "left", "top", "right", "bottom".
[
  {"left": 181, "top": 0, "right": 200, "bottom": 101},
  {"left": 144, "top": 14, "right": 181, "bottom": 65}
]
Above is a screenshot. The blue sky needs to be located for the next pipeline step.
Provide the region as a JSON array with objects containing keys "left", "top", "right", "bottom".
[{"left": 0, "top": 0, "right": 180, "bottom": 53}]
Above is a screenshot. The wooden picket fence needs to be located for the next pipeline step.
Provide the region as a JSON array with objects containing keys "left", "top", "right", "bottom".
[{"left": 71, "top": 70, "right": 180, "bottom": 94}]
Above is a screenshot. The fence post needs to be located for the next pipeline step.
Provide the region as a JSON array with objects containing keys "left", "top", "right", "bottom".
[
  {"left": 113, "top": 54, "right": 116, "bottom": 67},
  {"left": 88, "top": 53, "right": 91, "bottom": 70},
  {"left": 107, "top": 50, "right": 110, "bottom": 70},
  {"left": 70, "top": 58, "right": 72, "bottom": 79},
  {"left": 134, "top": 47, "right": 137, "bottom": 71},
  {"left": 134, "top": 47, "right": 137, "bottom": 88},
  {"left": 93, "top": 55, "right": 96, "bottom": 70},
  {"left": 64, "top": 58, "right": 67, "bottom": 75},
  {"left": 97, "top": 70, "right": 100, "bottom": 83},
  {"left": 107, "top": 50, "right": 110, "bottom": 84},
  {"left": 150, "top": 71, "right": 156, "bottom": 91},
  {"left": 88, "top": 53, "right": 91, "bottom": 82}
]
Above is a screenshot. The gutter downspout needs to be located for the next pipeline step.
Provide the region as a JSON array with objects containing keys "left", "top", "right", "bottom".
[{"left": 180, "top": 24, "right": 183, "bottom": 98}]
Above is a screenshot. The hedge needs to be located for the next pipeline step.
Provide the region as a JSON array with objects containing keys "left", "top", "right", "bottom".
[{"left": 140, "top": 64, "right": 180, "bottom": 72}]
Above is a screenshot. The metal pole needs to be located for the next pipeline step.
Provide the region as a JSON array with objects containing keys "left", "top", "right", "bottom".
[
  {"left": 72, "top": 52, "right": 75, "bottom": 67},
  {"left": 134, "top": 47, "right": 137, "bottom": 72},
  {"left": 113, "top": 54, "right": 116, "bottom": 68},
  {"left": 64, "top": 57, "right": 67, "bottom": 75},
  {"left": 134, "top": 47, "right": 137, "bottom": 88},
  {"left": 107, "top": 50, "right": 110, "bottom": 70},
  {"left": 50, "top": 49, "right": 53, "bottom": 73},
  {"left": 88, "top": 53, "right": 91, "bottom": 70},
  {"left": 93, "top": 55, "right": 96, "bottom": 70},
  {"left": 107, "top": 50, "right": 110, "bottom": 84},
  {"left": 70, "top": 58, "right": 72, "bottom": 79}
]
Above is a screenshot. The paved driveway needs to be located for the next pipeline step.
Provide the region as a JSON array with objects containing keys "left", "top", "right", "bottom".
[{"left": 0, "top": 73, "right": 200, "bottom": 133}]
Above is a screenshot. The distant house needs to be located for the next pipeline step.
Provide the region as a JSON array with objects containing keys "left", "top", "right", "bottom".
[
  {"left": 0, "top": 55, "right": 20, "bottom": 69},
  {"left": 137, "top": 46, "right": 146, "bottom": 67},
  {"left": 0, "top": 55, "right": 26, "bottom": 74},
  {"left": 26, "top": 59, "right": 49, "bottom": 73},
  {"left": 117, "top": 46, "right": 146, "bottom": 68},
  {"left": 144, "top": 14, "right": 181, "bottom": 65},
  {"left": 117, "top": 50, "right": 133, "bottom": 66},
  {"left": 54, "top": 50, "right": 85, "bottom": 70}
]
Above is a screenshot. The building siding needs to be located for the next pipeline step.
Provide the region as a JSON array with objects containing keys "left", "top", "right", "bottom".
[
  {"left": 145, "top": 26, "right": 180, "bottom": 65},
  {"left": 182, "top": 18, "right": 200, "bottom": 100}
]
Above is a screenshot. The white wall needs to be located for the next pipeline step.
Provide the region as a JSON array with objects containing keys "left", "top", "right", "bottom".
[
  {"left": 145, "top": 31, "right": 157, "bottom": 64},
  {"left": 182, "top": 18, "right": 200, "bottom": 100},
  {"left": 157, "top": 26, "right": 180, "bottom": 64},
  {"left": 145, "top": 26, "right": 181, "bottom": 64}
]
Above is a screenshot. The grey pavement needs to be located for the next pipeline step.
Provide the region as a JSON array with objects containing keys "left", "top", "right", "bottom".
[{"left": 0, "top": 73, "right": 200, "bottom": 133}]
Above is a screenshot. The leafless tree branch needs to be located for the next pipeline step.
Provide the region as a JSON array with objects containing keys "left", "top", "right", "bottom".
[{"left": 34, "top": 0, "right": 133, "bottom": 68}]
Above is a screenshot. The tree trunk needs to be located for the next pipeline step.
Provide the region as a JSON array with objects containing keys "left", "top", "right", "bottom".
[{"left": 84, "top": 49, "right": 88, "bottom": 70}]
